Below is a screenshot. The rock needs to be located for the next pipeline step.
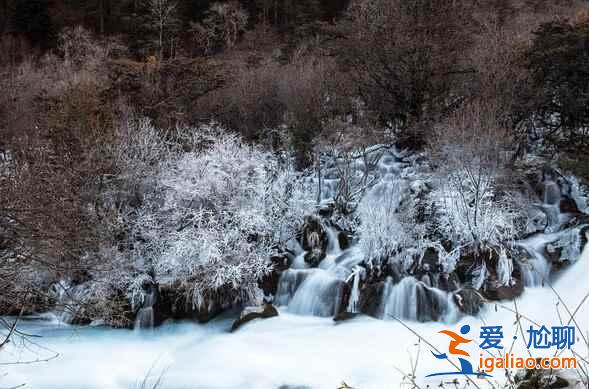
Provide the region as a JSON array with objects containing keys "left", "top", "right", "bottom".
[
  {"left": 560, "top": 196, "right": 580, "bottom": 214},
  {"left": 414, "top": 247, "right": 442, "bottom": 274},
  {"left": 231, "top": 304, "right": 278, "bottom": 331},
  {"left": 333, "top": 311, "right": 360, "bottom": 322},
  {"left": 300, "top": 216, "right": 328, "bottom": 267},
  {"left": 358, "top": 281, "right": 387, "bottom": 317},
  {"left": 437, "top": 272, "right": 460, "bottom": 292},
  {"left": 259, "top": 271, "right": 281, "bottom": 299},
  {"left": 304, "top": 248, "right": 325, "bottom": 267},
  {"left": 482, "top": 263, "right": 524, "bottom": 301},
  {"left": 156, "top": 283, "right": 229, "bottom": 324},
  {"left": 337, "top": 279, "right": 352, "bottom": 316},
  {"left": 543, "top": 376, "right": 569, "bottom": 389},
  {"left": 453, "top": 288, "right": 484, "bottom": 316},
  {"left": 317, "top": 202, "right": 334, "bottom": 217},
  {"left": 545, "top": 226, "right": 588, "bottom": 266},
  {"left": 515, "top": 363, "right": 570, "bottom": 389},
  {"left": 259, "top": 252, "right": 290, "bottom": 298},
  {"left": 337, "top": 231, "right": 351, "bottom": 251},
  {"left": 454, "top": 248, "right": 500, "bottom": 286}
]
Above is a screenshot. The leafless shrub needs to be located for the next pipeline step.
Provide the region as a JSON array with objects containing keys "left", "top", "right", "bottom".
[
  {"left": 429, "top": 101, "right": 527, "bottom": 252},
  {"left": 190, "top": 1, "right": 248, "bottom": 54}
]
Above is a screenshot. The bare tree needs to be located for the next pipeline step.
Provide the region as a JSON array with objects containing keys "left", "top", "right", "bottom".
[
  {"left": 430, "top": 101, "right": 524, "bottom": 252},
  {"left": 145, "top": 0, "right": 178, "bottom": 60}
]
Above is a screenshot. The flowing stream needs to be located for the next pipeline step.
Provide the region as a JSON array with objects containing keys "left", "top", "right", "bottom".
[
  {"left": 2, "top": 152, "right": 589, "bottom": 388},
  {"left": 1, "top": 240, "right": 588, "bottom": 389}
]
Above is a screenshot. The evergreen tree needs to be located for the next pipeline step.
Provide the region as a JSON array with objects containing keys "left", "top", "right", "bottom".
[{"left": 12, "top": 0, "right": 51, "bottom": 45}]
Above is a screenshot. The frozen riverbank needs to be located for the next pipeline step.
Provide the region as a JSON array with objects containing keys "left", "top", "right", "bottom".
[{"left": 2, "top": 237, "right": 588, "bottom": 389}]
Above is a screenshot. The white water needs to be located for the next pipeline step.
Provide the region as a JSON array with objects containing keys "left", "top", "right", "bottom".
[
  {"left": 2, "top": 242, "right": 588, "bottom": 389},
  {"left": 275, "top": 228, "right": 363, "bottom": 317},
  {"left": 517, "top": 232, "right": 561, "bottom": 287},
  {"left": 3, "top": 154, "right": 589, "bottom": 388},
  {"left": 346, "top": 267, "right": 363, "bottom": 313},
  {"left": 135, "top": 288, "right": 156, "bottom": 330}
]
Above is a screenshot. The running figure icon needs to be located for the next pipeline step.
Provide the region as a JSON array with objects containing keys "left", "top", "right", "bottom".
[{"left": 426, "top": 324, "right": 491, "bottom": 378}]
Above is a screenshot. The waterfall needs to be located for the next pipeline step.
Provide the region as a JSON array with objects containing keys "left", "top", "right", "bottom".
[
  {"left": 380, "top": 276, "right": 459, "bottom": 323},
  {"left": 276, "top": 242, "right": 364, "bottom": 316},
  {"left": 517, "top": 232, "right": 560, "bottom": 287},
  {"left": 541, "top": 176, "right": 572, "bottom": 232},
  {"left": 496, "top": 249, "right": 513, "bottom": 286},
  {"left": 380, "top": 277, "right": 418, "bottom": 320},
  {"left": 291, "top": 251, "right": 307, "bottom": 269},
  {"left": 287, "top": 271, "right": 344, "bottom": 316},
  {"left": 50, "top": 279, "right": 90, "bottom": 324},
  {"left": 516, "top": 173, "right": 577, "bottom": 286},
  {"left": 346, "top": 266, "right": 363, "bottom": 313},
  {"left": 134, "top": 287, "right": 156, "bottom": 330},
  {"left": 275, "top": 269, "right": 316, "bottom": 305},
  {"left": 324, "top": 224, "right": 341, "bottom": 256},
  {"left": 543, "top": 178, "right": 561, "bottom": 206}
]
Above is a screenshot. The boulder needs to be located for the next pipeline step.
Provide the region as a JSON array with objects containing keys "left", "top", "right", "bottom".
[
  {"left": 515, "top": 362, "right": 569, "bottom": 389},
  {"left": 300, "top": 216, "right": 328, "bottom": 267},
  {"left": 482, "top": 263, "right": 524, "bottom": 301},
  {"left": 259, "top": 252, "right": 290, "bottom": 298},
  {"left": 358, "top": 281, "right": 387, "bottom": 317},
  {"left": 437, "top": 272, "right": 460, "bottom": 292},
  {"left": 333, "top": 311, "right": 360, "bottom": 322},
  {"left": 156, "top": 283, "right": 229, "bottom": 324},
  {"left": 304, "top": 248, "right": 325, "bottom": 267},
  {"left": 453, "top": 288, "right": 485, "bottom": 316},
  {"left": 337, "top": 231, "right": 352, "bottom": 251},
  {"left": 560, "top": 197, "right": 580, "bottom": 214},
  {"left": 317, "top": 202, "right": 335, "bottom": 217},
  {"left": 231, "top": 304, "right": 278, "bottom": 332}
]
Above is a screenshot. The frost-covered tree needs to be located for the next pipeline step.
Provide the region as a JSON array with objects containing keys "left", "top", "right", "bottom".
[
  {"left": 432, "top": 165, "right": 521, "bottom": 251},
  {"left": 357, "top": 179, "right": 411, "bottom": 268},
  {"left": 128, "top": 123, "right": 316, "bottom": 311},
  {"left": 430, "top": 102, "right": 525, "bottom": 252}
]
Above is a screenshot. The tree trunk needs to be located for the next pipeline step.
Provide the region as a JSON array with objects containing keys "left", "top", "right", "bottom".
[
  {"left": 0, "top": 0, "right": 7, "bottom": 34},
  {"left": 159, "top": 21, "right": 164, "bottom": 60},
  {"left": 99, "top": 0, "right": 104, "bottom": 36}
]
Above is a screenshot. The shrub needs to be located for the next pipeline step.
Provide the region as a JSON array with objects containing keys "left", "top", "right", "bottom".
[
  {"left": 128, "top": 123, "right": 316, "bottom": 311},
  {"left": 429, "top": 102, "right": 526, "bottom": 252}
]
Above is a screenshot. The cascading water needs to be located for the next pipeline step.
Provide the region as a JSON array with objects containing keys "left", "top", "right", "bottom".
[
  {"left": 4, "top": 156, "right": 589, "bottom": 389},
  {"left": 379, "top": 276, "right": 459, "bottom": 323},
  {"left": 517, "top": 232, "right": 560, "bottom": 286},
  {"left": 49, "top": 279, "right": 90, "bottom": 324},
  {"left": 286, "top": 270, "right": 344, "bottom": 316},
  {"left": 542, "top": 177, "right": 562, "bottom": 232},
  {"left": 276, "top": 226, "right": 362, "bottom": 317},
  {"left": 323, "top": 224, "right": 341, "bottom": 257},
  {"left": 346, "top": 266, "right": 363, "bottom": 313},
  {"left": 516, "top": 173, "right": 579, "bottom": 286},
  {"left": 275, "top": 147, "right": 461, "bottom": 322},
  {"left": 134, "top": 286, "right": 156, "bottom": 330}
]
